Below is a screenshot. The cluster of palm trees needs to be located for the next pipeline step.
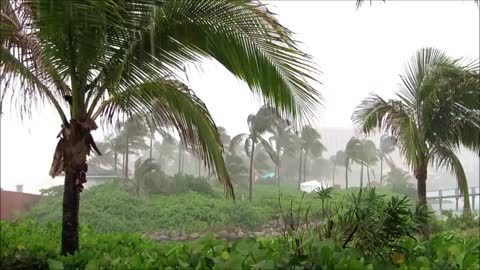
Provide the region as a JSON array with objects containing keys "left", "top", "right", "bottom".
[
  {"left": 226, "top": 105, "right": 330, "bottom": 201},
  {"left": 331, "top": 134, "right": 397, "bottom": 189},
  {"left": 1, "top": 0, "right": 477, "bottom": 254}
]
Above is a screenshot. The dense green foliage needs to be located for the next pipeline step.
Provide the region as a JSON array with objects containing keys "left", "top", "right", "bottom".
[
  {"left": 2, "top": 219, "right": 479, "bottom": 270},
  {"left": 26, "top": 181, "right": 405, "bottom": 233}
]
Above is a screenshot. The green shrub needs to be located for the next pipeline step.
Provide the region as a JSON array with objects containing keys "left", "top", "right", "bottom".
[
  {"left": 171, "top": 174, "right": 214, "bottom": 195},
  {"left": 2, "top": 219, "right": 478, "bottom": 270}
]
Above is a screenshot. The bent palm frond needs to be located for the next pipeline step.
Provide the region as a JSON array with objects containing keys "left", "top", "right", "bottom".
[
  {"left": 430, "top": 143, "right": 471, "bottom": 209},
  {"left": 95, "top": 80, "right": 234, "bottom": 197}
]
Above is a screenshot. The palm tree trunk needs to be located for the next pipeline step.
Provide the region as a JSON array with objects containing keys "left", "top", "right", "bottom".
[
  {"left": 62, "top": 169, "right": 80, "bottom": 255},
  {"left": 248, "top": 141, "right": 256, "bottom": 201},
  {"left": 360, "top": 163, "right": 364, "bottom": 188},
  {"left": 380, "top": 156, "right": 383, "bottom": 185},
  {"left": 415, "top": 164, "right": 429, "bottom": 240},
  {"left": 303, "top": 150, "right": 309, "bottom": 182},
  {"left": 60, "top": 120, "right": 89, "bottom": 255},
  {"left": 298, "top": 148, "right": 303, "bottom": 188}
]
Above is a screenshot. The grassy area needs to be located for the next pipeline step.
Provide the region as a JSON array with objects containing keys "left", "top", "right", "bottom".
[
  {"left": 24, "top": 180, "right": 403, "bottom": 233},
  {"left": 2, "top": 218, "right": 478, "bottom": 270}
]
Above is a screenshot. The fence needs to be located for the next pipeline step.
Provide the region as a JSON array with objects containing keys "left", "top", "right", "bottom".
[{"left": 427, "top": 187, "right": 480, "bottom": 212}]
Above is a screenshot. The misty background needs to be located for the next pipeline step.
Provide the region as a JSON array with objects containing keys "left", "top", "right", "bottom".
[{"left": 1, "top": 1, "right": 479, "bottom": 194}]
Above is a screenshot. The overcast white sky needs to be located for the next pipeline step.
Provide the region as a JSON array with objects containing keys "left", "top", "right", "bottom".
[{"left": 1, "top": 1, "right": 479, "bottom": 190}]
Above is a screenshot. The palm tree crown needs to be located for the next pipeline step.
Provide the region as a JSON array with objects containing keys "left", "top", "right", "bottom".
[
  {"left": 352, "top": 47, "right": 479, "bottom": 239},
  {"left": 1, "top": 0, "right": 322, "bottom": 254}
]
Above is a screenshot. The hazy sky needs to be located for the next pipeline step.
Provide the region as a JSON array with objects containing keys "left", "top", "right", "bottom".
[{"left": 1, "top": 1, "right": 479, "bottom": 189}]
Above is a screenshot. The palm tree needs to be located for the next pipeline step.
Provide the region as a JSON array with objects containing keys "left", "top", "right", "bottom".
[
  {"left": 118, "top": 115, "right": 150, "bottom": 178},
  {"left": 379, "top": 134, "right": 396, "bottom": 185},
  {"left": 88, "top": 134, "right": 122, "bottom": 176},
  {"left": 344, "top": 137, "right": 362, "bottom": 189},
  {"left": 358, "top": 139, "right": 378, "bottom": 188},
  {"left": 297, "top": 126, "right": 326, "bottom": 185},
  {"left": 352, "top": 47, "right": 479, "bottom": 239},
  {"left": 131, "top": 158, "right": 161, "bottom": 197},
  {"left": 268, "top": 118, "right": 295, "bottom": 186},
  {"left": 1, "top": 0, "right": 320, "bottom": 254},
  {"left": 230, "top": 105, "right": 276, "bottom": 201},
  {"left": 154, "top": 139, "right": 178, "bottom": 174},
  {"left": 330, "top": 150, "right": 346, "bottom": 187}
]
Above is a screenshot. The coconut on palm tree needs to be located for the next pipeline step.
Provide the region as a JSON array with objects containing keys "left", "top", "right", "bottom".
[
  {"left": 352, "top": 47, "right": 479, "bottom": 239},
  {"left": 1, "top": 0, "right": 321, "bottom": 254}
]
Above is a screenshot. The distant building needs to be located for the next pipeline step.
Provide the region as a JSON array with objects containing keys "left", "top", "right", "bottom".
[{"left": 0, "top": 190, "right": 40, "bottom": 220}]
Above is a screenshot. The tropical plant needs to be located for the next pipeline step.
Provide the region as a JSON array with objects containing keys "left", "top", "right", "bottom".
[
  {"left": 330, "top": 150, "right": 346, "bottom": 187},
  {"left": 352, "top": 47, "right": 479, "bottom": 239},
  {"left": 88, "top": 134, "right": 122, "bottom": 176},
  {"left": 297, "top": 126, "right": 326, "bottom": 185},
  {"left": 358, "top": 139, "right": 378, "bottom": 188},
  {"left": 230, "top": 105, "right": 277, "bottom": 201},
  {"left": 344, "top": 137, "right": 362, "bottom": 189},
  {"left": 268, "top": 118, "right": 295, "bottom": 186},
  {"left": 130, "top": 158, "right": 162, "bottom": 196},
  {"left": 1, "top": 0, "right": 320, "bottom": 254},
  {"left": 153, "top": 138, "right": 178, "bottom": 174},
  {"left": 379, "top": 134, "right": 396, "bottom": 185},
  {"left": 117, "top": 115, "right": 150, "bottom": 178}
]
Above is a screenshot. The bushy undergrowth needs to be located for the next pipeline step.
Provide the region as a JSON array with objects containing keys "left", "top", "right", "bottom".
[
  {"left": 25, "top": 181, "right": 404, "bottom": 234},
  {"left": 2, "top": 219, "right": 479, "bottom": 270}
]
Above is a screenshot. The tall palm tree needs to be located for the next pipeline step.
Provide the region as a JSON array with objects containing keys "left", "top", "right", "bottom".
[
  {"left": 1, "top": 0, "right": 320, "bottom": 254},
  {"left": 344, "top": 137, "right": 362, "bottom": 189},
  {"left": 268, "top": 118, "right": 295, "bottom": 186},
  {"left": 230, "top": 105, "right": 276, "bottom": 201},
  {"left": 154, "top": 138, "right": 178, "bottom": 173},
  {"left": 118, "top": 115, "right": 150, "bottom": 178},
  {"left": 358, "top": 139, "right": 378, "bottom": 188},
  {"left": 298, "top": 126, "right": 326, "bottom": 184},
  {"left": 330, "top": 150, "right": 346, "bottom": 187},
  {"left": 88, "top": 134, "right": 122, "bottom": 176},
  {"left": 352, "top": 47, "right": 479, "bottom": 239},
  {"left": 379, "top": 134, "right": 396, "bottom": 185}
]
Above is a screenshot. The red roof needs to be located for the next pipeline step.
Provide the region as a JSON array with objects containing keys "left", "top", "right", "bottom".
[{"left": 0, "top": 190, "right": 40, "bottom": 220}]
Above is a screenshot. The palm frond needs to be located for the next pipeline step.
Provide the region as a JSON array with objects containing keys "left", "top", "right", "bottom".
[
  {"left": 144, "top": 0, "right": 322, "bottom": 122},
  {"left": 258, "top": 136, "right": 278, "bottom": 165},
  {"left": 430, "top": 143, "right": 471, "bottom": 208},
  {"left": 0, "top": 47, "right": 68, "bottom": 123},
  {"left": 230, "top": 133, "right": 248, "bottom": 154},
  {"left": 95, "top": 79, "right": 234, "bottom": 197}
]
